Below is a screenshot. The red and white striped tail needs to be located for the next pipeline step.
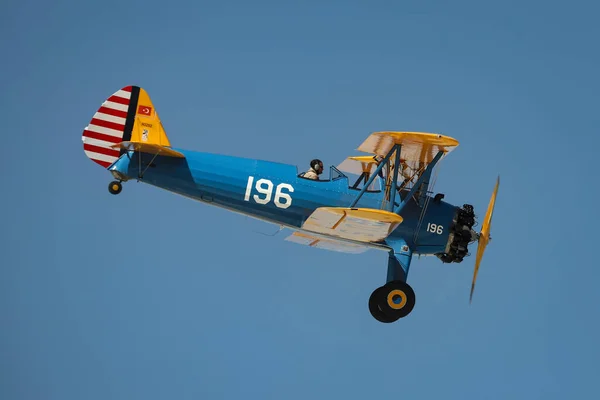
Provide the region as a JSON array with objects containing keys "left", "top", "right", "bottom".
[{"left": 81, "top": 86, "right": 135, "bottom": 168}]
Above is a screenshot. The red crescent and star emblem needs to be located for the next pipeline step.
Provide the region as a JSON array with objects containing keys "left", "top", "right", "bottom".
[{"left": 137, "top": 105, "right": 152, "bottom": 116}]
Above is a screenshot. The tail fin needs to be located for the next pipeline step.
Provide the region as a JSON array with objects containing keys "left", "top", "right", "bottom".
[{"left": 82, "top": 86, "right": 173, "bottom": 168}]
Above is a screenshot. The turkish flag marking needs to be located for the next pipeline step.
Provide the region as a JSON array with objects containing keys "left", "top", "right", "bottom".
[{"left": 138, "top": 105, "right": 152, "bottom": 116}]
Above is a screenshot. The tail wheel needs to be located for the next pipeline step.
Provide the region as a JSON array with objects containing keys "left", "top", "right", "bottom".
[
  {"left": 108, "top": 181, "right": 122, "bottom": 195},
  {"left": 368, "top": 281, "right": 416, "bottom": 322}
]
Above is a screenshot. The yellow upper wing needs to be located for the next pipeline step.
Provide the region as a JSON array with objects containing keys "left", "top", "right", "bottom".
[
  {"left": 356, "top": 131, "right": 459, "bottom": 164},
  {"left": 336, "top": 155, "right": 380, "bottom": 175}
]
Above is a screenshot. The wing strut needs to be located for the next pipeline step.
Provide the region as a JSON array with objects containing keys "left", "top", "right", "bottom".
[
  {"left": 394, "top": 150, "right": 444, "bottom": 215},
  {"left": 388, "top": 145, "right": 402, "bottom": 211},
  {"left": 347, "top": 132, "right": 455, "bottom": 211},
  {"left": 349, "top": 144, "right": 396, "bottom": 208}
]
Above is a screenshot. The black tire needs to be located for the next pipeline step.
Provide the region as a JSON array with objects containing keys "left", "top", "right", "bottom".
[
  {"left": 369, "top": 287, "right": 400, "bottom": 323},
  {"left": 378, "top": 280, "right": 416, "bottom": 319},
  {"left": 108, "top": 181, "right": 122, "bottom": 195}
]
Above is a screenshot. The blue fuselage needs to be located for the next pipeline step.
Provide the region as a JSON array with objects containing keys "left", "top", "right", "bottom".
[{"left": 111, "top": 149, "right": 460, "bottom": 255}]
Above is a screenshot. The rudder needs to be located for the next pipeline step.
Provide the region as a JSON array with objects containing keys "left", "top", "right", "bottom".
[{"left": 82, "top": 86, "right": 172, "bottom": 168}]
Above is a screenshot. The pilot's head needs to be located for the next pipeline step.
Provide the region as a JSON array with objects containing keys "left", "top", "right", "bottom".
[{"left": 311, "top": 159, "right": 324, "bottom": 175}]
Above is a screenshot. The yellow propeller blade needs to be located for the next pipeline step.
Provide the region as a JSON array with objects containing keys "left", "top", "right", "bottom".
[{"left": 469, "top": 176, "right": 500, "bottom": 304}]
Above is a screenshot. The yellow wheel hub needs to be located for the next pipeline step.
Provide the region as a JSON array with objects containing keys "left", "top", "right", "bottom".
[
  {"left": 387, "top": 289, "right": 407, "bottom": 310},
  {"left": 112, "top": 184, "right": 119, "bottom": 191}
]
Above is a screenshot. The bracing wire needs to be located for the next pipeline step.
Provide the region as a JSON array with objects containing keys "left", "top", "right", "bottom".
[{"left": 413, "top": 156, "right": 443, "bottom": 244}]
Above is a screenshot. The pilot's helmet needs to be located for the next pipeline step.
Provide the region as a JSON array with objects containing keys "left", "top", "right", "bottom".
[{"left": 311, "top": 159, "right": 324, "bottom": 174}]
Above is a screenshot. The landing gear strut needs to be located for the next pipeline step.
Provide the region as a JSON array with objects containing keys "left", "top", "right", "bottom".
[
  {"left": 369, "top": 281, "right": 416, "bottom": 323},
  {"left": 108, "top": 180, "right": 122, "bottom": 195},
  {"left": 368, "top": 238, "right": 416, "bottom": 323}
]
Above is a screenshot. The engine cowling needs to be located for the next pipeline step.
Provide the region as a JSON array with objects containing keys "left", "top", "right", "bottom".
[{"left": 436, "top": 204, "right": 477, "bottom": 263}]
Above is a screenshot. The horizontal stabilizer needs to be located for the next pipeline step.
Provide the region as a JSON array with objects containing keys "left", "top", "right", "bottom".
[
  {"left": 302, "top": 207, "right": 403, "bottom": 243},
  {"left": 285, "top": 232, "right": 369, "bottom": 254},
  {"left": 111, "top": 141, "right": 185, "bottom": 158}
]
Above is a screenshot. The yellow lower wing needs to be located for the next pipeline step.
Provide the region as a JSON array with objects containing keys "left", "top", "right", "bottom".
[
  {"left": 301, "top": 207, "right": 403, "bottom": 242},
  {"left": 285, "top": 232, "right": 369, "bottom": 254}
]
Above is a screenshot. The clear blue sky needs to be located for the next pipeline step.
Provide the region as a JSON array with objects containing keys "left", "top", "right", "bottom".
[{"left": 2, "top": 0, "right": 599, "bottom": 398}]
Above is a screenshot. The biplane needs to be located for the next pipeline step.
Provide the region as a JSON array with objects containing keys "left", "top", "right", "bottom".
[{"left": 81, "top": 86, "right": 499, "bottom": 323}]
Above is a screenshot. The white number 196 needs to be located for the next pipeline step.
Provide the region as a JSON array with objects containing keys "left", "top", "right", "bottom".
[
  {"left": 244, "top": 176, "right": 294, "bottom": 209},
  {"left": 427, "top": 223, "right": 443, "bottom": 235}
]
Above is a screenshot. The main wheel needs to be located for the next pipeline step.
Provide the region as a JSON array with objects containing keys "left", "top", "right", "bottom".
[
  {"left": 108, "top": 181, "right": 122, "bottom": 195},
  {"left": 368, "top": 287, "right": 399, "bottom": 323},
  {"left": 382, "top": 280, "right": 416, "bottom": 319},
  {"left": 368, "top": 280, "right": 416, "bottom": 322}
]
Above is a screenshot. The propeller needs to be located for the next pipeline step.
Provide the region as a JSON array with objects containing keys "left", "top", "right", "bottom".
[{"left": 469, "top": 176, "right": 500, "bottom": 304}]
